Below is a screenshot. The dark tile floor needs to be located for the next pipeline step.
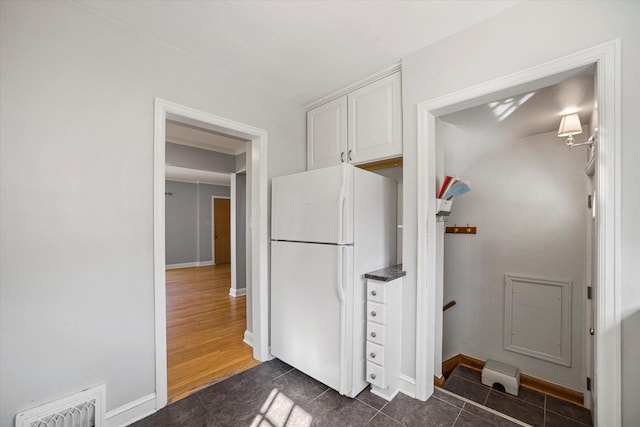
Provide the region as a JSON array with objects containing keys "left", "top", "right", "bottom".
[
  {"left": 132, "top": 359, "right": 535, "bottom": 426},
  {"left": 443, "top": 365, "right": 593, "bottom": 427}
]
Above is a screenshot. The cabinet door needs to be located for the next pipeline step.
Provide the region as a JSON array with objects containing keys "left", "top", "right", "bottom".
[
  {"left": 347, "top": 72, "right": 402, "bottom": 164},
  {"left": 307, "top": 96, "right": 347, "bottom": 170}
]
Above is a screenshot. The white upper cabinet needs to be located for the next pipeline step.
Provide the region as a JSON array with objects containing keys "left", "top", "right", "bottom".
[
  {"left": 307, "top": 96, "right": 347, "bottom": 170},
  {"left": 347, "top": 72, "right": 402, "bottom": 165},
  {"left": 307, "top": 71, "right": 402, "bottom": 170}
]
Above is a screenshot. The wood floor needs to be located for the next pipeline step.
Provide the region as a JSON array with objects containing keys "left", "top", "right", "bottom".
[{"left": 166, "top": 264, "right": 259, "bottom": 403}]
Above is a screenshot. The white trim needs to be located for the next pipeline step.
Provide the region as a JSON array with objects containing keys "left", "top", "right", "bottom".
[
  {"left": 415, "top": 40, "right": 621, "bottom": 425},
  {"left": 165, "top": 261, "right": 213, "bottom": 270},
  {"left": 154, "top": 98, "right": 270, "bottom": 411},
  {"left": 105, "top": 393, "right": 156, "bottom": 427},
  {"left": 229, "top": 287, "right": 247, "bottom": 297},
  {"left": 211, "top": 195, "right": 231, "bottom": 266},
  {"left": 304, "top": 63, "right": 401, "bottom": 111},
  {"left": 243, "top": 330, "right": 254, "bottom": 347},
  {"left": 397, "top": 374, "right": 417, "bottom": 399}
]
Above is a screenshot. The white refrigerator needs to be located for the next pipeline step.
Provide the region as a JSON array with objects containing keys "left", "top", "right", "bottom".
[{"left": 270, "top": 164, "right": 397, "bottom": 397}]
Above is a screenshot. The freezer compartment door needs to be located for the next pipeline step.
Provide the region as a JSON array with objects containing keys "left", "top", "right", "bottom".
[
  {"left": 271, "top": 241, "right": 353, "bottom": 394},
  {"left": 271, "top": 164, "right": 353, "bottom": 244}
]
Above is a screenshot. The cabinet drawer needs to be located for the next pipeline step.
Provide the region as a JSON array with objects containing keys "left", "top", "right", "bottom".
[
  {"left": 367, "top": 322, "right": 385, "bottom": 345},
  {"left": 367, "top": 301, "right": 386, "bottom": 324},
  {"left": 367, "top": 281, "right": 386, "bottom": 303},
  {"left": 366, "top": 361, "right": 387, "bottom": 388},
  {"left": 366, "top": 341, "right": 385, "bottom": 366}
]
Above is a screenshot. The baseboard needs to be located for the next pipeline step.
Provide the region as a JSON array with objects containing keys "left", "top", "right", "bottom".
[
  {"left": 105, "top": 393, "right": 156, "bottom": 427},
  {"left": 229, "top": 287, "right": 247, "bottom": 297},
  {"left": 243, "top": 330, "right": 253, "bottom": 347},
  {"left": 434, "top": 375, "right": 445, "bottom": 388},
  {"left": 442, "top": 354, "right": 461, "bottom": 378},
  {"left": 443, "top": 353, "right": 584, "bottom": 406},
  {"left": 398, "top": 374, "right": 416, "bottom": 399},
  {"left": 165, "top": 261, "right": 213, "bottom": 270}
]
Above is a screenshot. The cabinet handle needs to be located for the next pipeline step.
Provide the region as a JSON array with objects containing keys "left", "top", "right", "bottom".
[
  {"left": 371, "top": 290, "right": 377, "bottom": 296},
  {"left": 370, "top": 352, "right": 376, "bottom": 358},
  {"left": 371, "top": 331, "right": 377, "bottom": 338},
  {"left": 371, "top": 311, "right": 377, "bottom": 317},
  {"left": 341, "top": 152, "right": 345, "bottom": 162},
  {"left": 370, "top": 373, "right": 377, "bottom": 380},
  {"left": 348, "top": 149, "right": 353, "bottom": 161}
]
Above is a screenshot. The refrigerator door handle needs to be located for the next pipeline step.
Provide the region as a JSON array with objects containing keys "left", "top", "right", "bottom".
[
  {"left": 336, "top": 246, "right": 345, "bottom": 305},
  {"left": 337, "top": 246, "right": 347, "bottom": 394},
  {"left": 337, "top": 171, "right": 347, "bottom": 244}
]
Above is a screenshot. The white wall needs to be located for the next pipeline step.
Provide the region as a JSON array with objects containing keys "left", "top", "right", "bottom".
[
  {"left": 401, "top": 1, "right": 639, "bottom": 423},
  {"left": 0, "top": 1, "right": 305, "bottom": 426},
  {"left": 439, "top": 126, "right": 587, "bottom": 390}
]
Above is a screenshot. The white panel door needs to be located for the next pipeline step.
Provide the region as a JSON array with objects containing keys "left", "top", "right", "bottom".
[
  {"left": 271, "top": 165, "right": 353, "bottom": 244},
  {"left": 271, "top": 241, "right": 351, "bottom": 393},
  {"left": 347, "top": 72, "right": 402, "bottom": 164},
  {"left": 307, "top": 96, "right": 347, "bottom": 170}
]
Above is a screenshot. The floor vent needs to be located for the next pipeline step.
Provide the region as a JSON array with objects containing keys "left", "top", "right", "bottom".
[{"left": 15, "top": 384, "right": 105, "bottom": 427}]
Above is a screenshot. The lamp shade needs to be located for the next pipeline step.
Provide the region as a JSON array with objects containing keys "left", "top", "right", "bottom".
[{"left": 558, "top": 113, "right": 583, "bottom": 137}]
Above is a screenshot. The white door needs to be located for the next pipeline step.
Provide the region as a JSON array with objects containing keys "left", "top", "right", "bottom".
[
  {"left": 347, "top": 72, "right": 402, "bottom": 164},
  {"left": 307, "top": 96, "right": 348, "bottom": 170},
  {"left": 271, "top": 241, "right": 352, "bottom": 393},
  {"left": 271, "top": 165, "right": 354, "bottom": 245}
]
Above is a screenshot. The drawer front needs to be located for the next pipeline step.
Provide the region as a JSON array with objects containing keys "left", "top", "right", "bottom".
[
  {"left": 367, "top": 322, "right": 385, "bottom": 345},
  {"left": 366, "top": 361, "right": 387, "bottom": 388},
  {"left": 367, "top": 301, "right": 386, "bottom": 324},
  {"left": 366, "top": 341, "right": 385, "bottom": 366},
  {"left": 367, "top": 281, "right": 386, "bottom": 303}
]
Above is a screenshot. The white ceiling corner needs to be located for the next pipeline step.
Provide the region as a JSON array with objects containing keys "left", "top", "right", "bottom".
[{"left": 78, "top": 0, "right": 519, "bottom": 105}]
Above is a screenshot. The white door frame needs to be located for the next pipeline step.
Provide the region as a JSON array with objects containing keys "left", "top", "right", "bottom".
[
  {"left": 154, "top": 98, "right": 270, "bottom": 409},
  {"left": 415, "top": 40, "right": 621, "bottom": 426},
  {"left": 211, "top": 195, "right": 231, "bottom": 267}
]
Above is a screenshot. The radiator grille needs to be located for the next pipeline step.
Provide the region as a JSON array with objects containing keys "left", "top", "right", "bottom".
[{"left": 16, "top": 385, "right": 105, "bottom": 427}]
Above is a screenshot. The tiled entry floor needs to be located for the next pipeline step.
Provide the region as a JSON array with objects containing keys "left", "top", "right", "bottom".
[
  {"left": 443, "top": 364, "right": 593, "bottom": 427},
  {"left": 133, "top": 359, "right": 530, "bottom": 426}
]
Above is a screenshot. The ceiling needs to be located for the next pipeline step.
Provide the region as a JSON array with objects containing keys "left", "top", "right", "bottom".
[
  {"left": 440, "top": 68, "right": 596, "bottom": 140},
  {"left": 166, "top": 120, "right": 248, "bottom": 155},
  {"left": 79, "top": 0, "right": 518, "bottom": 105}
]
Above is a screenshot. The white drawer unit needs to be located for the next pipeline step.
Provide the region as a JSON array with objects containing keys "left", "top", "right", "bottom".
[
  {"left": 367, "top": 322, "right": 385, "bottom": 346},
  {"left": 366, "top": 301, "right": 386, "bottom": 324},
  {"left": 366, "top": 361, "right": 387, "bottom": 389},
  {"left": 366, "top": 341, "right": 386, "bottom": 366},
  {"left": 364, "top": 275, "right": 403, "bottom": 401},
  {"left": 367, "top": 281, "right": 386, "bottom": 303}
]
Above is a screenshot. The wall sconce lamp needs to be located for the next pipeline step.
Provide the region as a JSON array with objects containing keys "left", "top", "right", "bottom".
[{"left": 558, "top": 113, "right": 595, "bottom": 148}]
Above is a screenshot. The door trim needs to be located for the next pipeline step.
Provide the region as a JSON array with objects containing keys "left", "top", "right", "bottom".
[
  {"left": 211, "top": 195, "right": 231, "bottom": 266},
  {"left": 415, "top": 39, "right": 621, "bottom": 426},
  {"left": 154, "top": 98, "right": 270, "bottom": 410}
]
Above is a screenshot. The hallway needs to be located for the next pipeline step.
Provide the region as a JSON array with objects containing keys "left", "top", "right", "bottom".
[{"left": 166, "top": 264, "right": 258, "bottom": 403}]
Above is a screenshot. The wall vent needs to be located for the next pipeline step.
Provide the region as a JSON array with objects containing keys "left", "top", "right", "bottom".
[{"left": 15, "top": 384, "right": 105, "bottom": 427}]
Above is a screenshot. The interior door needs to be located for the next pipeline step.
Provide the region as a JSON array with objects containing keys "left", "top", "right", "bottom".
[{"left": 213, "top": 198, "right": 231, "bottom": 264}]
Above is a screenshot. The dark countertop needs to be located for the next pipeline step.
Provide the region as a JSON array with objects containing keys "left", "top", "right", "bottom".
[{"left": 364, "top": 264, "right": 406, "bottom": 282}]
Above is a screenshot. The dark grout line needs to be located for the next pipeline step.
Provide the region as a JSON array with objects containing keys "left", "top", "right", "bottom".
[{"left": 309, "top": 387, "right": 330, "bottom": 403}]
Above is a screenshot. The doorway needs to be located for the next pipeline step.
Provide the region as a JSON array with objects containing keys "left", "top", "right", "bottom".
[
  {"left": 431, "top": 69, "right": 595, "bottom": 425},
  {"left": 414, "top": 41, "right": 621, "bottom": 426},
  {"left": 153, "top": 99, "right": 270, "bottom": 409},
  {"left": 213, "top": 197, "right": 231, "bottom": 265}
]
